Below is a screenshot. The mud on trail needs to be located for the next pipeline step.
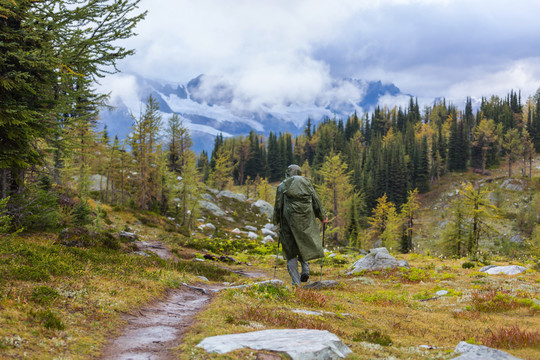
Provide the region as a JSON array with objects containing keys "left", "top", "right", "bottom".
[{"left": 99, "top": 241, "right": 264, "bottom": 360}]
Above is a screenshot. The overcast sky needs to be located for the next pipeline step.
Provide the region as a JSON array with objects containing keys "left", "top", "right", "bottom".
[{"left": 104, "top": 0, "right": 540, "bottom": 108}]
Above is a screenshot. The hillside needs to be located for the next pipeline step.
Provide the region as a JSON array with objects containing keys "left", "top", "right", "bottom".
[{"left": 1, "top": 165, "right": 539, "bottom": 359}]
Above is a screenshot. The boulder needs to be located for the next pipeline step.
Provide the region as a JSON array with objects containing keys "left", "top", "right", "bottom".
[
  {"left": 245, "top": 225, "right": 258, "bottom": 231},
  {"left": 501, "top": 179, "right": 525, "bottom": 192},
  {"left": 346, "top": 247, "right": 404, "bottom": 274},
  {"left": 197, "top": 329, "right": 352, "bottom": 359},
  {"left": 264, "top": 223, "right": 278, "bottom": 232},
  {"left": 247, "top": 231, "right": 258, "bottom": 240},
  {"left": 217, "top": 190, "right": 247, "bottom": 202},
  {"left": 453, "top": 341, "right": 522, "bottom": 359},
  {"left": 261, "top": 228, "right": 278, "bottom": 237},
  {"left": 199, "top": 200, "right": 226, "bottom": 217},
  {"left": 198, "top": 223, "right": 216, "bottom": 231},
  {"left": 262, "top": 235, "right": 274, "bottom": 244},
  {"left": 252, "top": 199, "right": 274, "bottom": 218},
  {"left": 480, "top": 265, "right": 527, "bottom": 275}
]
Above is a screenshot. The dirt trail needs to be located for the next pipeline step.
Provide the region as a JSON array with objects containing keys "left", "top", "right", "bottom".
[{"left": 99, "top": 241, "right": 263, "bottom": 360}]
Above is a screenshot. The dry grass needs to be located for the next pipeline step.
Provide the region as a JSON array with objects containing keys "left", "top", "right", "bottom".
[{"left": 481, "top": 325, "right": 540, "bottom": 349}]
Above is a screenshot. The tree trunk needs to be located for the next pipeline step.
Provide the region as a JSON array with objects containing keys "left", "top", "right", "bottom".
[{"left": 1, "top": 169, "right": 8, "bottom": 199}]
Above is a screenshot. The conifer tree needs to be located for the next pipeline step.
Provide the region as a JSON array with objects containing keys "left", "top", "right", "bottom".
[
  {"left": 209, "top": 147, "right": 233, "bottom": 191},
  {"left": 399, "top": 189, "right": 419, "bottom": 253},
  {"left": 367, "top": 193, "right": 398, "bottom": 249},
  {"left": 472, "top": 117, "right": 498, "bottom": 175},
  {"left": 503, "top": 128, "right": 521, "bottom": 178},
  {"left": 130, "top": 95, "right": 163, "bottom": 210},
  {"left": 316, "top": 153, "right": 354, "bottom": 243}
]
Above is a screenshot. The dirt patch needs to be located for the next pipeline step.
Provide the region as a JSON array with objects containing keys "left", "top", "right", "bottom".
[{"left": 100, "top": 288, "right": 213, "bottom": 360}]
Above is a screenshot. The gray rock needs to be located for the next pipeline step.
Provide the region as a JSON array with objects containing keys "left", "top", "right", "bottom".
[
  {"left": 292, "top": 309, "right": 323, "bottom": 316},
  {"left": 252, "top": 199, "right": 274, "bottom": 218},
  {"left": 225, "top": 279, "right": 284, "bottom": 290},
  {"left": 264, "top": 223, "right": 278, "bottom": 232},
  {"left": 397, "top": 259, "right": 410, "bottom": 269},
  {"left": 303, "top": 280, "right": 339, "bottom": 290},
  {"left": 198, "top": 223, "right": 216, "bottom": 231},
  {"left": 217, "top": 190, "right": 247, "bottom": 202},
  {"left": 481, "top": 265, "right": 527, "bottom": 275},
  {"left": 435, "top": 290, "right": 448, "bottom": 296},
  {"left": 501, "top": 179, "right": 525, "bottom": 192},
  {"left": 261, "top": 228, "right": 278, "bottom": 237},
  {"left": 262, "top": 235, "right": 274, "bottom": 244},
  {"left": 200, "top": 193, "right": 214, "bottom": 201},
  {"left": 119, "top": 231, "right": 138, "bottom": 241},
  {"left": 453, "top": 341, "right": 522, "bottom": 359},
  {"left": 207, "top": 187, "right": 219, "bottom": 195},
  {"left": 197, "top": 329, "right": 352, "bottom": 359},
  {"left": 247, "top": 231, "right": 258, "bottom": 239},
  {"left": 231, "top": 228, "right": 244, "bottom": 235},
  {"left": 509, "top": 235, "right": 524, "bottom": 243},
  {"left": 346, "top": 247, "right": 402, "bottom": 274},
  {"left": 199, "top": 200, "right": 226, "bottom": 217},
  {"left": 245, "top": 225, "right": 258, "bottom": 231},
  {"left": 479, "top": 265, "right": 498, "bottom": 272}
]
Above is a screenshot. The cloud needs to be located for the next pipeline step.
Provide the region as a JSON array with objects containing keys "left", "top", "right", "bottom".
[{"left": 111, "top": 0, "right": 540, "bottom": 109}]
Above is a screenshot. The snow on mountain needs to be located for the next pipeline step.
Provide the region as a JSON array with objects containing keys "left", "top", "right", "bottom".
[{"left": 98, "top": 73, "right": 407, "bottom": 153}]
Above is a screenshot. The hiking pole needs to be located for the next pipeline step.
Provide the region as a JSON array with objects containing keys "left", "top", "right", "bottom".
[
  {"left": 320, "top": 222, "right": 326, "bottom": 282},
  {"left": 273, "top": 232, "right": 281, "bottom": 279}
]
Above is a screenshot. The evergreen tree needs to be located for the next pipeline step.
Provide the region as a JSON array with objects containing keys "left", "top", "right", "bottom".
[
  {"left": 399, "top": 189, "right": 419, "bottom": 253},
  {"left": 316, "top": 153, "right": 354, "bottom": 243},
  {"left": 503, "top": 128, "right": 521, "bottom": 178},
  {"left": 130, "top": 95, "right": 163, "bottom": 210},
  {"left": 472, "top": 117, "right": 498, "bottom": 175}
]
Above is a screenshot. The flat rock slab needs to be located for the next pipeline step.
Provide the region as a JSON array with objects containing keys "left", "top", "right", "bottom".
[
  {"left": 479, "top": 265, "right": 527, "bottom": 275},
  {"left": 453, "top": 341, "right": 522, "bottom": 359},
  {"left": 197, "top": 329, "right": 352, "bottom": 359}
]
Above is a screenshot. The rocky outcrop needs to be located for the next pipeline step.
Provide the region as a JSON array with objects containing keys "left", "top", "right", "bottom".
[
  {"left": 197, "top": 329, "right": 352, "bottom": 359},
  {"left": 346, "top": 247, "right": 409, "bottom": 274}
]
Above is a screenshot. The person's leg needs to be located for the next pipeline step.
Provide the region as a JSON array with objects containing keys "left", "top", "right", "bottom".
[
  {"left": 286, "top": 257, "right": 301, "bottom": 285},
  {"left": 300, "top": 257, "right": 309, "bottom": 282}
]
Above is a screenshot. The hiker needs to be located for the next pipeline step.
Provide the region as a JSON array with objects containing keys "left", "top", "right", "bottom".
[{"left": 273, "top": 164, "right": 328, "bottom": 285}]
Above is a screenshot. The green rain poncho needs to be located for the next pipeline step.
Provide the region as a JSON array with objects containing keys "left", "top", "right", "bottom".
[{"left": 273, "top": 166, "right": 326, "bottom": 261}]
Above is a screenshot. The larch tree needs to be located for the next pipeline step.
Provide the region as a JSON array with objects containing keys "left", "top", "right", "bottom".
[
  {"left": 472, "top": 117, "right": 498, "bottom": 175},
  {"left": 316, "top": 153, "right": 354, "bottom": 243},
  {"left": 367, "top": 193, "right": 398, "bottom": 249},
  {"left": 209, "top": 147, "right": 233, "bottom": 191},
  {"left": 503, "top": 128, "right": 521, "bottom": 178},
  {"left": 130, "top": 95, "right": 163, "bottom": 210},
  {"left": 399, "top": 189, "right": 420, "bottom": 253}
]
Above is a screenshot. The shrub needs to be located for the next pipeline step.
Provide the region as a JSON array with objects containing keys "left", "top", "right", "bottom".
[
  {"left": 31, "top": 286, "right": 59, "bottom": 305},
  {"left": 462, "top": 261, "right": 475, "bottom": 269},
  {"left": 37, "top": 309, "right": 65, "bottom": 330},
  {"left": 470, "top": 287, "right": 527, "bottom": 313},
  {"left": 480, "top": 325, "right": 540, "bottom": 349},
  {"left": 352, "top": 329, "right": 393, "bottom": 346}
]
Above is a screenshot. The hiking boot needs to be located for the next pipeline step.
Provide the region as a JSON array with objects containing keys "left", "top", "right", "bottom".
[{"left": 300, "top": 273, "right": 309, "bottom": 282}]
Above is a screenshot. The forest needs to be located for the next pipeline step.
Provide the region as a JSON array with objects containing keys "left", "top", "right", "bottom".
[{"left": 2, "top": 0, "right": 540, "bottom": 255}]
